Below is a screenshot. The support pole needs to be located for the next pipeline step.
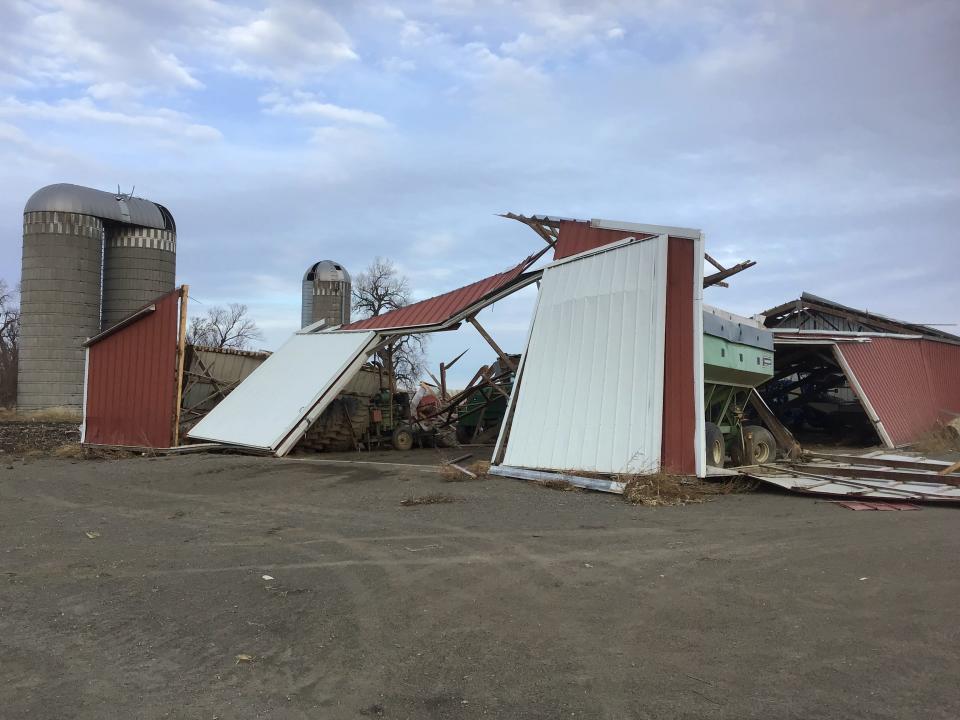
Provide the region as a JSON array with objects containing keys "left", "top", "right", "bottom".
[{"left": 467, "top": 316, "right": 517, "bottom": 372}]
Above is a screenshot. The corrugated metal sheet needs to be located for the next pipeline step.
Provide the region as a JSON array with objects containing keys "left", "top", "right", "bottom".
[
  {"left": 83, "top": 288, "right": 180, "bottom": 447},
  {"left": 187, "top": 331, "right": 376, "bottom": 453},
  {"left": 921, "top": 339, "right": 960, "bottom": 418},
  {"left": 554, "top": 220, "right": 648, "bottom": 260},
  {"left": 342, "top": 254, "right": 537, "bottom": 332},
  {"left": 661, "top": 236, "right": 697, "bottom": 475},
  {"left": 498, "top": 236, "right": 669, "bottom": 473},
  {"left": 836, "top": 337, "right": 960, "bottom": 447}
]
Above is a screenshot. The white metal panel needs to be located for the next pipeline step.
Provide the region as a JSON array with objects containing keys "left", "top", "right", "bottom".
[
  {"left": 187, "top": 331, "right": 376, "bottom": 452},
  {"left": 692, "top": 232, "right": 706, "bottom": 478},
  {"left": 499, "top": 236, "right": 669, "bottom": 474}
]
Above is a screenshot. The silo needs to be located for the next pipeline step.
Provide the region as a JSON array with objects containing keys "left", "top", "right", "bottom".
[
  {"left": 18, "top": 184, "right": 176, "bottom": 413},
  {"left": 301, "top": 261, "right": 351, "bottom": 328},
  {"left": 19, "top": 208, "right": 104, "bottom": 412},
  {"left": 102, "top": 221, "right": 176, "bottom": 329}
]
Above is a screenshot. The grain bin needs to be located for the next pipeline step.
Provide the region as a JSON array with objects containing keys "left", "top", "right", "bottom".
[
  {"left": 301, "top": 260, "right": 351, "bottom": 329},
  {"left": 18, "top": 183, "right": 176, "bottom": 413}
]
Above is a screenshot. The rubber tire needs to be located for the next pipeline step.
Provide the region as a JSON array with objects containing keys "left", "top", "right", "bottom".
[
  {"left": 705, "top": 422, "right": 725, "bottom": 468},
  {"left": 731, "top": 425, "right": 777, "bottom": 466},
  {"left": 391, "top": 426, "right": 414, "bottom": 452}
]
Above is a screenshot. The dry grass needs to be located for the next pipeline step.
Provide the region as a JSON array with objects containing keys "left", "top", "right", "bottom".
[
  {"left": 0, "top": 407, "right": 81, "bottom": 423},
  {"left": 912, "top": 423, "right": 960, "bottom": 455},
  {"left": 400, "top": 494, "right": 460, "bottom": 507},
  {"left": 532, "top": 478, "right": 581, "bottom": 492},
  {"left": 439, "top": 460, "right": 490, "bottom": 482},
  {"left": 619, "top": 470, "right": 756, "bottom": 506},
  {"left": 51, "top": 443, "right": 137, "bottom": 461}
]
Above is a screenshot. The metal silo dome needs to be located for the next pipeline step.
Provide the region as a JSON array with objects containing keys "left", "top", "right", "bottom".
[{"left": 301, "top": 260, "right": 351, "bottom": 329}]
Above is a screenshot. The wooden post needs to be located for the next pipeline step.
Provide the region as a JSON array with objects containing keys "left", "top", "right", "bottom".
[
  {"left": 172, "top": 284, "right": 189, "bottom": 447},
  {"left": 467, "top": 315, "right": 517, "bottom": 372},
  {"left": 439, "top": 362, "right": 447, "bottom": 400}
]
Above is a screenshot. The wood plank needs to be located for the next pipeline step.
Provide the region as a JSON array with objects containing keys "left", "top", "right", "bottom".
[{"left": 172, "top": 285, "right": 189, "bottom": 446}]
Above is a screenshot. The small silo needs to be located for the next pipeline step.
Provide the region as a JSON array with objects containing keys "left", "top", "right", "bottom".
[
  {"left": 301, "top": 261, "right": 351, "bottom": 329},
  {"left": 18, "top": 184, "right": 176, "bottom": 413},
  {"left": 102, "top": 215, "right": 176, "bottom": 329}
]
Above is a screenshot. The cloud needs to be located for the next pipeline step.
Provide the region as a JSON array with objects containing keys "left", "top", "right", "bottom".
[
  {"left": 0, "top": 0, "right": 205, "bottom": 95},
  {"left": 0, "top": 96, "right": 222, "bottom": 141},
  {"left": 260, "top": 91, "right": 388, "bottom": 128},
  {"left": 217, "top": 0, "right": 358, "bottom": 82}
]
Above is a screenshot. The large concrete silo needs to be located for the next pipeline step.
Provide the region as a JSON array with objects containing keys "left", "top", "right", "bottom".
[
  {"left": 18, "top": 184, "right": 177, "bottom": 413},
  {"left": 301, "top": 261, "right": 351, "bottom": 329},
  {"left": 19, "top": 208, "right": 104, "bottom": 411}
]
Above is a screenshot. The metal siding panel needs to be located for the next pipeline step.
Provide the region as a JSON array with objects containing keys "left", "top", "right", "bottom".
[
  {"left": 554, "top": 220, "right": 655, "bottom": 260},
  {"left": 341, "top": 258, "right": 533, "bottom": 331},
  {"left": 836, "top": 338, "right": 938, "bottom": 446},
  {"left": 187, "top": 331, "right": 376, "bottom": 450},
  {"left": 921, "top": 339, "right": 960, "bottom": 418},
  {"left": 661, "top": 237, "right": 697, "bottom": 475},
  {"left": 502, "top": 238, "right": 666, "bottom": 473},
  {"left": 84, "top": 289, "right": 179, "bottom": 447}
]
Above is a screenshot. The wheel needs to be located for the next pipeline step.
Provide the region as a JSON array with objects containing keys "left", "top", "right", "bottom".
[
  {"left": 704, "top": 422, "right": 725, "bottom": 468},
  {"left": 731, "top": 425, "right": 777, "bottom": 466},
  {"left": 391, "top": 426, "right": 414, "bottom": 452}
]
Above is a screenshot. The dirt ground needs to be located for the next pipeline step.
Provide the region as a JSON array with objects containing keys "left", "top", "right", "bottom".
[{"left": 2, "top": 449, "right": 959, "bottom": 719}]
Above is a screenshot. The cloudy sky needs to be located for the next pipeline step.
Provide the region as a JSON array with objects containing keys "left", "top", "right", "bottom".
[{"left": 1, "top": 0, "right": 957, "bottom": 385}]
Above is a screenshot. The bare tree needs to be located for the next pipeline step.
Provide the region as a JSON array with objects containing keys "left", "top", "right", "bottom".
[
  {"left": 187, "top": 303, "right": 263, "bottom": 350},
  {"left": 352, "top": 257, "right": 427, "bottom": 391},
  {"left": 0, "top": 280, "right": 20, "bottom": 407}
]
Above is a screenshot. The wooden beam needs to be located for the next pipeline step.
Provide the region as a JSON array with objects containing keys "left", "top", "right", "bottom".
[
  {"left": 172, "top": 285, "right": 189, "bottom": 446},
  {"left": 703, "top": 252, "right": 726, "bottom": 272},
  {"left": 467, "top": 315, "right": 517, "bottom": 371},
  {"left": 703, "top": 260, "right": 756, "bottom": 288},
  {"left": 747, "top": 389, "right": 803, "bottom": 460}
]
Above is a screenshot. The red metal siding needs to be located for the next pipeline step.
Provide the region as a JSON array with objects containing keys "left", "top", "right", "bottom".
[
  {"left": 921, "top": 339, "right": 960, "bottom": 420},
  {"left": 84, "top": 289, "right": 180, "bottom": 447},
  {"left": 661, "top": 237, "right": 697, "bottom": 474},
  {"left": 554, "top": 220, "right": 652, "bottom": 260},
  {"left": 342, "top": 255, "right": 536, "bottom": 331},
  {"left": 837, "top": 337, "right": 960, "bottom": 446}
]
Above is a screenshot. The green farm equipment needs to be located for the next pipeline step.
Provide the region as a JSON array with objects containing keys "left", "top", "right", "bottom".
[
  {"left": 455, "top": 354, "right": 520, "bottom": 444},
  {"left": 702, "top": 306, "right": 776, "bottom": 467}
]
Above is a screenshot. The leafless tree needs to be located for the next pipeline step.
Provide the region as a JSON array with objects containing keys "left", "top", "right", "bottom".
[
  {"left": 0, "top": 280, "right": 20, "bottom": 407},
  {"left": 187, "top": 303, "right": 263, "bottom": 350},
  {"left": 352, "top": 257, "right": 427, "bottom": 391}
]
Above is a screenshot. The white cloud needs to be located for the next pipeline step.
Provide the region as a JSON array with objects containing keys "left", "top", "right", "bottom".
[
  {"left": 0, "top": 96, "right": 222, "bottom": 142},
  {"left": 0, "top": 0, "right": 205, "bottom": 95},
  {"left": 260, "top": 91, "right": 388, "bottom": 128},
  {"left": 217, "top": 0, "right": 358, "bottom": 82}
]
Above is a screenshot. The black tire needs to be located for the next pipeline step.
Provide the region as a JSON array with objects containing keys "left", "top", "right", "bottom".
[
  {"left": 391, "top": 426, "right": 414, "bottom": 452},
  {"left": 705, "top": 422, "right": 725, "bottom": 468},
  {"left": 731, "top": 425, "right": 777, "bottom": 466}
]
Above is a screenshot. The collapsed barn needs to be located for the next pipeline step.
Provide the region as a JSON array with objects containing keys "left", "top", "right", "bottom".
[
  {"left": 26, "top": 194, "right": 950, "bottom": 502},
  {"left": 759, "top": 293, "right": 960, "bottom": 448}
]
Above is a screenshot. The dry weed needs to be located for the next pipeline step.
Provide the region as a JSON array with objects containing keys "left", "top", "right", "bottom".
[
  {"left": 0, "top": 407, "right": 81, "bottom": 423},
  {"left": 52, "top": 443, "right": 137, "bottom": 461},
  {"left": 533, "top": 478, "right": 581, "bottom": 492},
  {"left": 912, "top": 423, "right": 960, "bottom": 455},
  {"left": 400, "top": 494, "right": 460, "bottom": 507},
  {"left": 619, "top": 471, "right": 756, "bottom": 506},
  {"left": 440, "top": 460, "right": 490, "bottom": 482}
]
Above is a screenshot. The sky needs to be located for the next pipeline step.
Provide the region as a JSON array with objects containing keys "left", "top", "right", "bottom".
[{"left": 1, "top": 0, "right": 958, "bottom": 386}]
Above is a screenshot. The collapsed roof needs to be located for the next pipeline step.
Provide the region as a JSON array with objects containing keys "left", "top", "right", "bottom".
[{"left": 761, "top": 292, "right": 959, "bottom": 342}]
